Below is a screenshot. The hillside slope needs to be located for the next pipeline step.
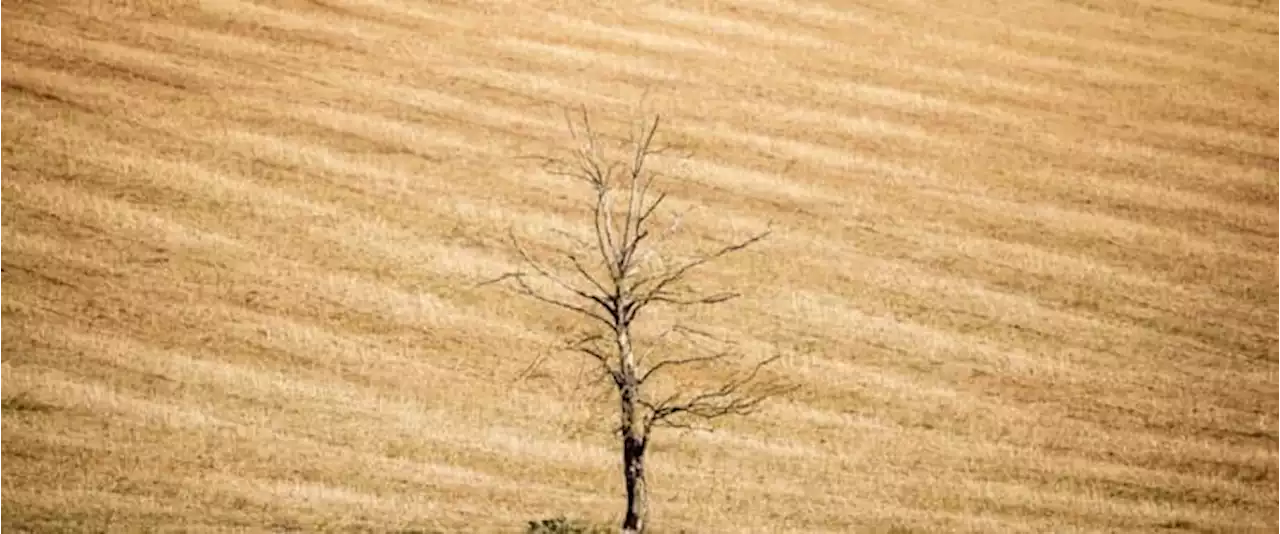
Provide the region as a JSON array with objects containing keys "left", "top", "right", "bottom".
[{"left": 3, "top": 0, "right": 1277, "bottom": 532}]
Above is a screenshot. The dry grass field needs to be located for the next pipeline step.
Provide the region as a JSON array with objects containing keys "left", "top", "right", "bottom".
[{"left": 2, "top": 0, "right": 1277, "bottom": 532}]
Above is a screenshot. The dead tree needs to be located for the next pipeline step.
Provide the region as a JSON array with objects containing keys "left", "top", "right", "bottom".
[{"left": 489, "top": 107, "right": 793, "bottom": 534}]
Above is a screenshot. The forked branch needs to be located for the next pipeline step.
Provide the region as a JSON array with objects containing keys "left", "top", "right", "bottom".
[{"left": 641, "top": 354, "right": 797, "bottom": 433}]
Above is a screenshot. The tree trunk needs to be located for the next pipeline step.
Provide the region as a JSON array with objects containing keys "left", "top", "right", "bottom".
[
  {"left": 621, "top": 429, "right": 648, "bottom": 534},
  {"left": 616, "top": 326, "right": 648, "bottom": 534}
]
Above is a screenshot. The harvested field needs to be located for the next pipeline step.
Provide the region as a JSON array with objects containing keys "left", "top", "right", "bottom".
[{"left": 2, "top": 0, "right": 1277, "bottom": 532}]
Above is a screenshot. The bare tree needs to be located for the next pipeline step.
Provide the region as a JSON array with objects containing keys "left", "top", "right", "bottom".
[{"left": 487, "top": 106, "right": 794, "bottom": 534}]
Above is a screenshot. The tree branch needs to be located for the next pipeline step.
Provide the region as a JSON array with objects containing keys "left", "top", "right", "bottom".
[
  {"left": 568, "top": 333, "right": 624, "bottom": 388},
  {"left": 638, "top": 350, "right": 730, "bottom": 385},
  {"left": 641, "top": 354, "right": 795, "bottom": 434},
  {"left": 567, "top": 252, "right": 612, "bottom": 297},
  {"left": 506, "top": 272, "right": 611, "bottom": 327},
  {"left": 625, "top": 228, "right": 771, "bottom": 324},
  {"left": 503, "top": 231, "right": 616, "bottom": 328}
]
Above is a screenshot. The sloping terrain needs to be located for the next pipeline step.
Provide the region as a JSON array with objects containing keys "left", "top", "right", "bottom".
[{"left": 2, "top": 0, "right": 1277, "bottom": 532}]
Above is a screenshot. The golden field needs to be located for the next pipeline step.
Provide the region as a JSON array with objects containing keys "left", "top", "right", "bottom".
[{"left": 2, "top": 0, "right": 1276, "bottom": 532}]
